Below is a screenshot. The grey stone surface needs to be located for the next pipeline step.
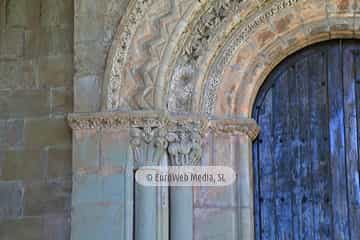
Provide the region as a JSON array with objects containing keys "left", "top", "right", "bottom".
[
  {"left": 0, "top": 0, "right": 74, "bottom": 238},
  {"left": 0, "top": 181, "right": 24, "bottom": 219},
  {"left": 0, "top": 119, "right": 24, "bottom": 149},
  {"left": 47, "top": 147, "right": 72, "bottom": 178},
  {"left": 24, "top": 118, "right": 71, "bottom": 147},
  {"left": 23, "top": 179, "right": 71, "bottom": 216},
  {"left": 0, "top": 150, "right": 45, "bottom": 181},
  {"left": 74, "top": 75, "right": 101, "bottom": 112},
  {"left": 43, "top": 214, "right": 71, "bottom": 240},
  {"left": 0, "top": 90, "right": 50, "bottom": 119},
  {"left": 0, "top": 217, "right": 43, "bottom": 240},
  {"left": 74, "top": 0, "right": 130, "bottom": 112}
]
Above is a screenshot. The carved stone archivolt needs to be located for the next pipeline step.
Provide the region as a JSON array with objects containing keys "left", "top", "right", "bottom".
[
  {"left": 102, "top": 0, "right": 359, "bottom": 118},
  {"left": 68, "top": 111, "right": 260, "bottom": 166}
]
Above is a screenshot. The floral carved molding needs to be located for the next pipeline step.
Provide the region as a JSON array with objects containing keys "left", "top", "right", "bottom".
[{"left": 68, "top": 111, "right": 259, "bottom": 139}]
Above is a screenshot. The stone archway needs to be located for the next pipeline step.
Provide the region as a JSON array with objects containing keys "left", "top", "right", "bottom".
[{"left": 102, "top": 0, "right": 360, "bottom": 116}]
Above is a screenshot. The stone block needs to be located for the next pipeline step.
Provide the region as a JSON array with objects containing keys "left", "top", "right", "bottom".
[
  {"left": 5, "top": 0, "right": 27, "bottom": 28},
  {"left": 43, "top": 214, "right": 71, "bottom": 240},
  {"left": 5, "top": 0, "right": 41, "bottom": 28},
  {"left": 0, "top": 30, "right": 24, "bottom": 58},
  {"left": 22, "top": 60, "right": 38, "bottom": 88},
  {"left": 0, "top": 60, "right": 37, "bottom": 89},
  {"left": 0, "top": 60, "right": 21, "bottom": 89},
  {"left": 74, "top": 75, "right": 101, "bottom": 112},
  {"left": 327, "top": 0, "right": 356, "bottom": 14},
  {"left": 75, "top": 0, "right": 105, "bottom": 16},
  {"left": 39, "top": 28, "right": 73, "bottom": 56},
  {"left": 194, "top": 185, "right": 237, "bottom": 208},
  {"left": 51, "top": 88, "right": 73, "bottom": 113},
  {"left": 6, "top": 119, "right": 24, "bottom": 148},
  {"left": 74, "top": 41, "right": 106, "bottom": 76},
  {"left": 25, "top": 0, "right": 41, "bottom": 27},
  {"left": 0, "top": 89, "right": 50, "bottom": 119},
  {"left": 253, "top": 23, "right": 276, "bottom": 50},
  {"left": 101, "top": 129, "right": 129, "bottom": 169},
  {"left": 273, "top": 10, "right": 302, "bottom": 34},
  {"left": 24, "top": 178, "right": 71, "bottom": 216},
  {"left": 47, "top": 147, "right": 72, "bottom": 178},
  {"left": 102, "top": 174, "right": 126, "bottom": 203},
  {"left": 296, "top": 0, "right": 327, "bottom": 22},
  {"left": 73, "top": 129, "right": 100, "bottom": 172},
  {"left": 75, "top": 14, "right": 104, "bottom": 43},
  {"left": 0, "top": 121, "right": 6, "bottom": 147},
  {"left": 24, "top": 30, "right": 40, "bottom": 58},
  {"left": 72, "top": 174, "right": 102, "bottom": 204},
  {"left": 71, "top": 203, "right": 125, "bottom": 240},
  {"left": 328, "top": 17, "right": 355, "bottom": 37},
  {"left": 238, "top": 207, "right": 254, "bottom": 240},
  {"left": 73, "top": 173, "right": 126, "bottom": 205},
  {"left": 41, "top": 0, "right": 73, "bottom": 27},
  {"left": 0, "top": 150, "right": 45, "bottom": 181},
  {"left": 0, "top": 217, "right": 43, "bottom": 240},
  {"left": 39, "top": 55, "right": 73, "bottom": 88},
  {"left": 194, "top": 208, "right": 238, "bottom": 240},
  {"left": 0, "top": 181, "right": 24, "bottom": 219},
  {"left": 303, "top": 20, "right": 331, "bottom": 40},
  {"left": 24, "top": 118, "right": 71, "bottom": 148},
  {"left": 213, "top": 135, "right": 236, "bottom": 166}
]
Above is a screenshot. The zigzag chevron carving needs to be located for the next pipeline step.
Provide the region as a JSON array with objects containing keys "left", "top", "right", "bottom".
[{"left": 122, "top": 0, "right": 193, "bottom": 110}]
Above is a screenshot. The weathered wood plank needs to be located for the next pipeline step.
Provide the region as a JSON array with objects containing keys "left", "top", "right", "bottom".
[
  {"left": 327, "top": 42, "right": 350, "bottom": 240},
  {"left": 344, "top": 43, "right": 360, "bottom": 239},
  {"left": 295, "top": 57, "right": 315, "bottom": 240},
  {"left": 308, "top": 50, "right": 332, "bottom": 240},
  {"left": 273, "top": 69, "right": 293, "bottom": 240},
  {"left": 287, "top": 64, "right": 300, "bottom": 240},
  {"left": 257, "top": 87, "right": 276, "bottom": 240}
]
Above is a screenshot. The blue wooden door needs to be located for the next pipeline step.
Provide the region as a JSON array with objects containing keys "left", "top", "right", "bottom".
[{"left": 253, "top": 40, "right": 360, "bottom": 240}]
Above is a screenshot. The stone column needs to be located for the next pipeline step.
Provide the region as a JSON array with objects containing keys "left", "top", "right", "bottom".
[
  {"left": 166, "top": 118, "right": 207, "bottom": 240},
  {"left": 129, "top": 124, "right": 169, "bottom": 240},
  {"left": 68, "top": 111, "right": 259, "bottom": 240}
]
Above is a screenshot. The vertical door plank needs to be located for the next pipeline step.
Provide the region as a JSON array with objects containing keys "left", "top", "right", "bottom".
[
  {"left": 355, "top": 50, "right": 360, "bottom": 209},
  {"left": 295, "top": 57, "right": 315, "bottom": 240},
  {"left": 257, "top": 87, "right": 276, "bottom": 240},
  {"left": 344, "top": 43, "right": 360, "bottom": 239},
  {"left": 273, "top": 70, "right": 293, "bottom": 240},
  {"left": 288, "top": 62, "right": 302, "bottom": 240},
  {"left": 327, "top": 42, "right": 350, "bottom": 240},
  {"left": 308, "top": 50, "right": 332, "bottom": 239},
  {"left": 253, "top": 115, "right": 261, "bottom": 240}
]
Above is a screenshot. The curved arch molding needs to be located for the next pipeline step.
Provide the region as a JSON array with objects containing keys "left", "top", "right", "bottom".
[{"left": 102, "top": 0, "right": 360, "bottom": 116}]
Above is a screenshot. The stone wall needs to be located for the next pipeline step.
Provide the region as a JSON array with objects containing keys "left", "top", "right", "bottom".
[
  {"left": 0, "top": 0, "right": 73, "bottom": 239},
  {"left": 74, "top": 0, "right": 129, "bottom": 112}
]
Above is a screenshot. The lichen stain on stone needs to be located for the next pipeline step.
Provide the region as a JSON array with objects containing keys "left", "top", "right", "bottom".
[
  {"left": 275, "top": 15, "right": 292, "bottom": 33},
  {"left": 256, "top": 30, "right": 275, "bottom": 48},
  {"left": 337, "top": 0, "right": 349, "bottom": 10}
]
